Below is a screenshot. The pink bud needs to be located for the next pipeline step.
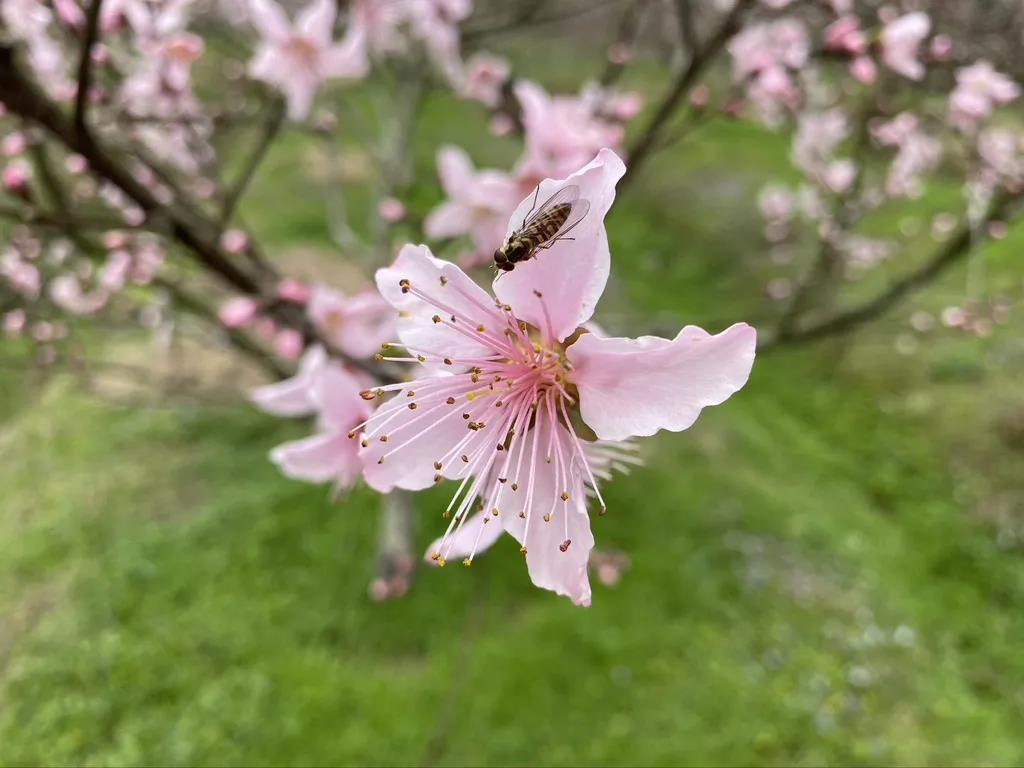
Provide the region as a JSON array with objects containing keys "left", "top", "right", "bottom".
[
  {"left": 929, "top": 34, "right": 952, "bottom": 61},
  {"left": 254, "top": 317, "right": 277, "bottom": 340},
  {"left": 277, "top": 278, "right": 310, "bottom": 305},
  {"left": 102, "top": 230, "right": 129, "bottom": 250},
  {"left": 377, "top": 197, "right": 406, "bottom": 223},
  {"left": 850, "top": 56, "right": 877, "bottom": 85},
  {"left": 274, "top": 328, "right": 304, "bottom": 360},
  {"left": 2, "top": 162, "right": 31, "bottom": 198},
  {"left": 65, "top": 154, "right": 88, "bottom": 175},
  {"left": 219, "top": 296, "right": 259, "bottom": 329},
  {"left": 689, "top": 85, "right": 710, "bottom": 109},
  {"left": 607, "top": 43, "right": 631, "bottom": 66},
  {"left": 3, "top": 309, "right": 26, "bottom": 337},
  {"left": 220, "top": 228, "right": 249, "bottom": 254},
  {"left": 2, "top": 132, "right": 27, "bottom": 158},
  {"left": 489, "top": 114, "right": 516, "bottom": 137}
]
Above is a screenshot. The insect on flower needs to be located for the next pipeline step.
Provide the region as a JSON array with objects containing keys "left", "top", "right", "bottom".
[{"left": 492, "top": 184, "right": 590, "bottom": 272}]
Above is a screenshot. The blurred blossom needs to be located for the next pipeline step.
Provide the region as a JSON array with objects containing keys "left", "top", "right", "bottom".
[
  {"left": 930, "top": 213, "right": 957, "bottom": 240},
  {"left": 2, "top": 132, "right": 27, "bottom": 158},
  {"left": 424, "top": 145, "right": 520, "bottom": 263},
  {"left": 3, "top": 309, "right": 26, "bottom": 337},
  {"left": 457, "top": 52, "right": 509, "bottom": 108},
  {"left": 307, "top": 284, "right": 396, "bottom": 360},
  {"left": 728, "top": 19, "right": 808, "bottom": 125},
  {"left": 248, "top": 0, "right": 368, "bottom": 121},
  {"left": 850, "top": 56, "right": 877, "bottom": 85},
  {"left": 766, "top": 277, "right": 793, "bottom": 301},
  {"left": 941, "top": 306, "right": 966, "bottom": 328},
  {"left": 377, "top": 197, "right": 406, "bottom": 223},
  {"left": 824, "top": 16, "right": 866, "bottom": 56},
  {"left": 2, "top": 161, "right": 32, "bottom": 198},
  {"left": 607, "top": 42, "right": 631, "bottom": 65},
  {"left": 516, "top": 81, "right": 626, "bottom": 180},
  {"left": 253, "top": 347, "right": 373, "bottom": 491},
  {"left": 1, "top": 249, "right": 41, "bottom": 299},
  {"left": 589, "top": 550, "right": 632, "bottom": 587},
  {"left": 909, "top": 310, "right": 934, "bottom": 333},
  {"left": 219, "top": 296, "right": 260, "bottom": 329},
  {"left": 987, "top": 221, "right": 1008, "bottom": 240},
  {"left": 886, "top": 132, "right": 941, "bottom": 199},
  {"left": 792, "top": 109, "right": 848, "bottom": 174},
  {"left": 689, "top": 85, "right": 710, "bottom": 109},
  {"left": 221, "top": 228, "right": 250, "bottom": 254},
  {"left": 49, "top": 275, "right": 108, "bottom": 316},
  {"left": 949, "top": 61, "right": 1020, "bottom": 134},
  {"left": 277, "top": 278, "right": 311, "bottom": 304},
  {"left": 929, "top": 34, "right": 952, "bottom": 62},
  {"left": 65, "top": 153, "right": 87, "bottom": 175},
  {"left": 274, "top": 328, "right": 305, "bottom": 360},
  {"left": 879, "top": 12, "right": 930, "bottom": 81}
]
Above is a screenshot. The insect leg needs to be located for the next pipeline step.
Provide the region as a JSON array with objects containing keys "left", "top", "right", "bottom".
[{"left": 520, "top": 186, "right": 541, "bottom": 226}]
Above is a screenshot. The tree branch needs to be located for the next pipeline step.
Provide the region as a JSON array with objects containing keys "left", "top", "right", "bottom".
[
  {"left": 74, "top": 0, "right": 104, "bottom": 143},
  {"left": 621, "top": 0, "right": 755, "bottom": 191},
  {"left": 220, "top": 96, "right": 286, "bottom": 225},
  {"left": 763, "top": 191, "right": 1021, "bottom": 351}
]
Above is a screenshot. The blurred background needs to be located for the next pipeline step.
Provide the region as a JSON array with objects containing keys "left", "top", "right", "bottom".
[{"left": 2, "top": 0, "right": 1024, "bottom": 765}]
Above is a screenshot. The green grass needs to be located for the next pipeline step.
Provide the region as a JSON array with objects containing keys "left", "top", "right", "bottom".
[{"left": 2, "top": 80, "right": 1024, "bottom": 766}]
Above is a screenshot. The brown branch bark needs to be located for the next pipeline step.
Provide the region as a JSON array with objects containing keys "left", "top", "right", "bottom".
[
  {"left": 620, "top": 0, "right": 755, "bottom": 191},
  {"left": 762, "top": 191, "right": 1021, "bottom": 351},
  {"left": 73, "top": 0, "right": 103, "bottom": 143}
]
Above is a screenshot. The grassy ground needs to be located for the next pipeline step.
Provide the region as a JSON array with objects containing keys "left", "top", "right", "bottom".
[{"left": 2, "top": 84, "right": 1024, "bottom": 766}]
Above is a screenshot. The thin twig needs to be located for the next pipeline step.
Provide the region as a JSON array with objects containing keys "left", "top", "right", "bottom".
[
  {"left": 220, "top": 96, "right": 286, "bottom": 225},
  {"left": 621, "top": 0, "right": 755, "bottom": 191}
]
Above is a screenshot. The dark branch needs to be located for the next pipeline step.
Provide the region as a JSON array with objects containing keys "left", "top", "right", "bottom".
[
  {"left": 74, "top": 0, "right": 104, "bottom": 143},
  {"left": 220, "top": 96, "right": 286, "bottom": 225},
  {"left": 763, "top": 192, "right": 1021, "bottom": 351},
  {"left": 621, "top": 0, "right": 755, "bottom": 190}
]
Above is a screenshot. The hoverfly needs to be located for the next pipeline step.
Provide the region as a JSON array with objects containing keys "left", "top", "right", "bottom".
[{"left": 493, "top": 184, "right": 590, "bottom": 273}]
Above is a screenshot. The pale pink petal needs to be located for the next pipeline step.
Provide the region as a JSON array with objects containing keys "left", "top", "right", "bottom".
[
  {"left": 250, "top": 345, "right": 326, "bottom": 416},
  {"left": 492, "top": 148, "right": 625, "bottom": 343},
  {"left": 567, "top": 323, "right": 757, "bottom": 441},
  {"left": 335, "top": 290, "right": 395, "bottom": 359},
  {"left": 436, "top": 145, "right": 474, "bottom": 196},
  {"left": 375, "top": 244, "right": 503, "bottom": 361},
  {"left": 310, "top": 364, "right": 372, "bottom": 431},
  {"left": 423, "top": 201, "right": 468, "bottom": 240},
  {"left": 498, "top": 418, "right": 594, "bottom": 606},
  {"left": 424, "top": 511, "right": 504, "bottom": 563},
  {"left": 248, "top": 0, "right": 290, "bottom": 42},
  {"left": 295, "top": 0, "right": 334, "bottom": 47},
  {"left": 281, "top": 72, "right": 318, "bottom": 120},
  {"left": 271, "top": 431, "right": 361, "bottom": 486},
  {"left": 323, "top": 25, "right": 369, "bottom": 79}
]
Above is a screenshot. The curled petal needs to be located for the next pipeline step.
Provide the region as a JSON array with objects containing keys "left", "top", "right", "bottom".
[
  {"left": 271, "top": 431, "right": 361, "bottom": 487},
  {"left": 250, "top": 346, "right": 327, "bottom": 416},
  {"left": 424, "top": 511, "right": 503, "bottom": 564},
  {"left": 567, "top": 323, "right": 756, "bottom": 441},
  {"left": 248, "top": 0, "right": 291, "bottom": 42},
  {"left": 492, "top": 148, "right": 626, "bottom": 343}
]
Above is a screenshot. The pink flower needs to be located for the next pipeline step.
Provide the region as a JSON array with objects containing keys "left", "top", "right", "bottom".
[
  {"left": 277, "top": 278, "right": 310, "bottom": 304},
  {"left": 274, "top": 328, "right": 305, "bottom": 360},
  {"left": 824, "top": 16, "right": 866, "bottom": 55},
  {"left": 727, "top": 20, "right": 808, "bottom": 124},
  {"left": 354, "top": 150, "right": 755, "bottom": 604},
  {"left": 219, "top": 296, "right": 260, "bottom": 328},
  {"left": 49, "top": 275, "right": 108, "bottom": 315},
  {"left": 2, "top": 132, "right": 27, "bottom": 158},
  {"left": 404, "top": 0, "right": 471, "bottom": 82},
  {"left": 3, "top": 309, "right": 26, "bottom": 337},
  {"left": 458, "top": 52, "right": 509, "bottom": 108},
  {"left": 879, "top": 12, "right": 930, "bottom": 81},
  {"left": 377, "top": 196, "right": 406, "bottom": 223},
  {"left": 1, "top": 250, "right": 40, "bottom": 299},
  {"left": 949, "top": 61, "right": 1020, "bottom": 133},
  {"left": 253, "top": 346, "right": 373, "bottom": 490},
  {"left": 2, "top": 161, "right": 31, "bottom": 197},
  {"left": 886, "top": 133, "right": 941, "bottom": 199},
  {"left": 424, "top": 146, "right": 521, "bottom": 260},
  {"left": 307, "top": 284, "right": 397, "bottom": 359},
  {"left": 792, "top": 109, "right": 848, "bottom": 175},
  {"left": 248, "top": 0, "right": 368, "bottom": 120},
  {"left": 221, "top": 228, "right": 249, "bottom": 254},
  {"left": 516, "top": 81, "right": 625, "bottom": 180},
  {"left": 850, "top": 56, "right": 877, "bottom": 85}
]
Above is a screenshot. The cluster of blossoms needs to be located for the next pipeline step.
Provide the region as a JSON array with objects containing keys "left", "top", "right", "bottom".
[
  {"left": 425, "top": 77, "right": 642, "bottom": 266},
  {"left": 734, "top": 2, "right": 1021, "bottom": 310},
  {"left": 256, "top": 150, "right": 755, "bottom": 604}
]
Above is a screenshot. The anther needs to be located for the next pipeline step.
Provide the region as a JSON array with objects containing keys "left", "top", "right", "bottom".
[
  {"left": 491, "top": 508, "right": 499, "bottom": 516},
  {"left": 462, "top": 559, "right": 471, "bottom": 567},
  {"left": 416, "top": 355, "right": 426, "bottom": 363},
  {"left": 432, "top": 314, "right": 441, "bottom": 324},
  {"left": 379, "top": 435, "right": 388, "bottom": 443},
  {"left": 347, "top": 430, "right": 356, "bottom": 439},
  {"left": 377, "top": 457, "right": 384, "bottom": 464},
  {"left": 406, "top": 390, "right": 415, "bottom": 397},
  {"left": 511, "top": 483, "right": 518, "bottom": 491},
  {"left": 461, "top": 454, "right": 469, "bottom": 463},
  {"left": 498, "top": 477, "right": 507, "bottom": 483},
  {"left": 439, "top": 276, "right": 448, "bottom": 286},
  {"left": 360, "top": 389, "right": 376, "bottom": 400},
  {"left": 433, "top": 461, "right": 442, "bottom": 470},
  {"left": 433, "top": 473, "right": 442, "bottom": 483},
  {"left": 444, "top": 358, "right": 452, "bottom": 365},
  {"left": 462, "top": 412, "right": 470, "bottom": 419},
  {"left": 543, "top": 513, "right": 551, "bottom": 523},
  {"left": 360, "top": 439, "right": 369, "bottom": 448},
  {"left": 560, "top": 492, "right": 569, "bottom": 502},
  {"left": 431, "top": 552, "right": 440, "bottom": 561},
  {"left": 559, "top": 539, "right": 571, "bottom": 552},
  {"left": 446, "top": 397, "right": 456, "bottom": 404},
  {"left": 519, "top": 547, "right": 528, "bottom": 556},
  {"left": 599, "top": 506, "right": 608, "bottom": 516},
  {"left": 476, "top": 324, "right": 485, "bottom": 333},
  {"left": 408, "top": 403, "right": 417, "bottom": 410}
]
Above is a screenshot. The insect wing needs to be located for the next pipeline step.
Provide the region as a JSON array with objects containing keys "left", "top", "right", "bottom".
[
  {"left": 518, "top": 184, "right": 581, "bottom": 231},
  {"left": 553, "top": 197, "right": 590, "bottom": 239}
]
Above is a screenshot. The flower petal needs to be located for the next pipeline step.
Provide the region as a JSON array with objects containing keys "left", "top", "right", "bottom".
[
  {"left": 295, "top": 0, "right": 335, "bottom": 47},
  {"left": 424, "top": 511, "right": 504, "bottom": 564},
  {"left": 423, "top": 201, "right": 468, "bottom": 240},
  {"left": 248, "top": 0, "right": 291, "bottom": 42},
  {"left": 310, "top": 364, "right": 372, "bottom": 431},
  {"left": 492, "top": 148, "right": 625, "bottom": 343},
  {"left": 567, "top": 323, "right": 757, "bottom": 441},
  {"left": 437, "top": 145, "right": 474, "bottom": 196},
  {"left": 498, "top": 417, "right": 594, "bottom": 606},
  {"left": 271, "top": 430, "right": 361, "bottom": 486},
  {"left": 375, "top": 244, "right": 504, "bottom": 361},
  {"left": 250, "top": 346, "right": 327, "bottom": 416}
]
